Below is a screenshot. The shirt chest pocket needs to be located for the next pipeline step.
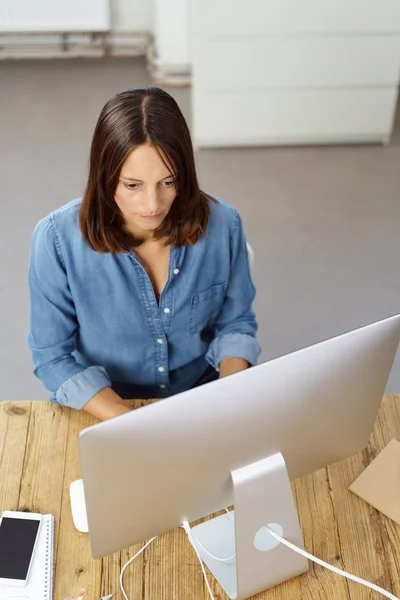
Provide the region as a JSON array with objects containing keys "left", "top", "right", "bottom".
[{"left": 189, "top": 282, "right": 228, "bottom": 335}]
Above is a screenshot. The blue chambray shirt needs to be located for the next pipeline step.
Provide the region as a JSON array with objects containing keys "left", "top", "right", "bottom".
[{"left": 28, "top": 197, "right": 260, "bottom": 410}]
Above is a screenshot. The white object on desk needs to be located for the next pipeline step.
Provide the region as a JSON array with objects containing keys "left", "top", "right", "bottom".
[
  {"left": 0, "top": 514, "right": 54, "bottom": 600},
  {"left": 70, "top": 480, "right": 88, "bottom": 533},
  {"left": 1, "top": 596, "right": 32, "bottom": 599},
  {"left": 0, "top": 511, "right": 42, "bottom": 588}
]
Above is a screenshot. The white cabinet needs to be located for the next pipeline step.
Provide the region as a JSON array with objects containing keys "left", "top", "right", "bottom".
[{"left": 191, "top": 0, "right": 400, "bottom": 147}]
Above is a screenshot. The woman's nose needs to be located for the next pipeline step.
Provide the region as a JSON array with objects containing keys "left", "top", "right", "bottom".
[{"left": 145, "top": 189, "right": 159, "bottom": 213}]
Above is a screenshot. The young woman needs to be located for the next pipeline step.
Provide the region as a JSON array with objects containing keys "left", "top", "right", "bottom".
[{"left": 28, "top": 87, "right": 260, "bottom": 421}]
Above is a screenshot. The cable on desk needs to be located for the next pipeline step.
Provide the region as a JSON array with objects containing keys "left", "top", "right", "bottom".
[
  {"left": 119, "top": 537, "right": 157, "bottom": 600},
  {"left": 182, "top": 509, "right": 399, "bottom": 600}
]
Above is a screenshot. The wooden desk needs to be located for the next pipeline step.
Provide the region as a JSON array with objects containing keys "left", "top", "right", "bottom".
[{"left": 1, "top": 396, "right": 399, "bottom": 600}]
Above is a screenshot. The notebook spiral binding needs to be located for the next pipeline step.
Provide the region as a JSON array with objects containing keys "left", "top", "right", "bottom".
[{"left": 44, "top": 515, "right": 55, "bottom": 600}]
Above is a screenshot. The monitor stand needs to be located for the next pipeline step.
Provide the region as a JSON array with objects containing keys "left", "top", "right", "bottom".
[{"left": 190, "top": 453, "right": 309, "bottom": 600}]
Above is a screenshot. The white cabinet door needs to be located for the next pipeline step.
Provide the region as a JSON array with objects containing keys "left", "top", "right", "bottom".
[
  {"left": 194, "top": 37, "right": 400, "bottom": 90},
  {"left": 191, "top": 0, "right": 400, "bottom": 147},
  {"left": 193, "top": 89, "right": 398, "bottom": 147},
  {"left": 193, "top": 0, "right": 400, "bottom": 36}
]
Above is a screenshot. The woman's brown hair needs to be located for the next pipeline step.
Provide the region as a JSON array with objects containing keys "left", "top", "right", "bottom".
[{"left": 80, "top": 86, "right": 214, "bottom": 253}]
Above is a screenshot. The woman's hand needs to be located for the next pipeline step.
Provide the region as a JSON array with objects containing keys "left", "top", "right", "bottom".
[
  {"left": 219, "top": 357, "right": 249, "bottom": 378},
  {"left": 83, "top": 387, "right": 132, "bottom": 421}
]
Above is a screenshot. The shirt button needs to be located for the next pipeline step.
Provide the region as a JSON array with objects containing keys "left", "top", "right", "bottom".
[
  {"left": 158, "top": 366, "right": 165, "bottom": 373},
  {"left": 160, "top": 384, "right": 166, "bottom": 389},
  {"left": 157, "top": 338, "right": 163, "bottom": 344},
  {"left": 173, "top": 268, "right": 180, "bottom": 275},
  {"left": 164, "top": 307, "right": 170, "bottom": 314}
]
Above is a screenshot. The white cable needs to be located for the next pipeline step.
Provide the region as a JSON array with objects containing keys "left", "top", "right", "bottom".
[
  {"left": 188, "top": 527, "right": 236, "bottom": 562},
  {"left": 182, "top": 521, "right": 216, "bottom": 600},
  {"left": 266, "top": 526, "right": 399, "bottom": 600},
  {"left": 119, "top": 536, "right": 157, "bottom": 600},
  {"left": 224, "top": 509, "right": 398, "bottom": 600},
  {"left": 119, "top": 512, "right": 399, "bottom": 600}
]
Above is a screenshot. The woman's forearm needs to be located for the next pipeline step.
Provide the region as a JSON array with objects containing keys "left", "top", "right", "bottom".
[
  {"left": 219, "top": 357, "right": 249, "bottom": 378},
  {"left": 83, "top": 359, "right": 249, "bottom": 419},
  {"left": 83, "top": 387, "right": 132, "bottom": 421}
]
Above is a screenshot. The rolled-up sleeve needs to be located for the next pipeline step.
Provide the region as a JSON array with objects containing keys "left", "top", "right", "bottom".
[
  {"left": 28, "top": 217, "right": 111, "bottom": 409},
  {"left": 206, "top": 211, "right": 261, "bottom": 369}
]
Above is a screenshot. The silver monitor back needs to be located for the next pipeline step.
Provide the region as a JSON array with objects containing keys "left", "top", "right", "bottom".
[{"left": 78, "top": 314, "right": 400, "bottom": 559}]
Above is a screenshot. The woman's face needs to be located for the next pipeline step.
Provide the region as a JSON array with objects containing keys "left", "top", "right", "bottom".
[{"left": 114, "top": 142, "right": 177, "bottom": 238}]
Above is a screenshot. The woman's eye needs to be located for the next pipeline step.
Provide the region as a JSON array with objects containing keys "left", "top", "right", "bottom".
[
  {"left": 126, "top": 183, "right": 139, "bottom": 190},
  {"left": 164, "top": 180, "right": 175, "bottom": 188}
]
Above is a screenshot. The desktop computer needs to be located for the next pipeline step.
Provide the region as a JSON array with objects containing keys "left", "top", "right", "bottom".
[{"left": 76, "top": 314, "right": 400, "bottom": 599}]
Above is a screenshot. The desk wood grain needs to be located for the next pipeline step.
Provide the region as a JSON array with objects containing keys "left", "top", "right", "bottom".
[{"left": 1, "top": 396, "right": 399, "bottom": 600}]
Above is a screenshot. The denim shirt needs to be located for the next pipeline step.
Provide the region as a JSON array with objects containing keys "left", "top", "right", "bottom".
[{"left": 28, "top": 197, "right": 260, "bottom": 410}]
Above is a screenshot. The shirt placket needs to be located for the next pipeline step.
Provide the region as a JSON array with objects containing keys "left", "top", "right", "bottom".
[{"left": 130, "top": 247, "right": 183, "bottom": 394}]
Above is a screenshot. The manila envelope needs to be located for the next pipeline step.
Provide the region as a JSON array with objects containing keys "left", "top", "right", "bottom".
[{"left": 349, "top": 438, "right": 400, "bottom": 525}]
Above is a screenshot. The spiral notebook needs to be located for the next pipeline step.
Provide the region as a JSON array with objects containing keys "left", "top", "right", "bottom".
[{"left": 0, "top": 514, "right": 55, "bottom": 600}]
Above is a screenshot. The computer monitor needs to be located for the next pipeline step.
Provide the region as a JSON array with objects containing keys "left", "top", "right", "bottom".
[{"left": 78, "top": 314, "right": 400, "bottom": 600}]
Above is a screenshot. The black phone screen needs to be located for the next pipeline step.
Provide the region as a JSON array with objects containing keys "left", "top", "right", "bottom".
[{"left": 0, "top": 517, "right": 40, "bottom": 580}]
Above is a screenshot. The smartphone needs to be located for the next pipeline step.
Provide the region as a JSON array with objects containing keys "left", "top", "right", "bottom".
[{"left": 0, "top": 511, "right": 42, "bottom": 587}]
